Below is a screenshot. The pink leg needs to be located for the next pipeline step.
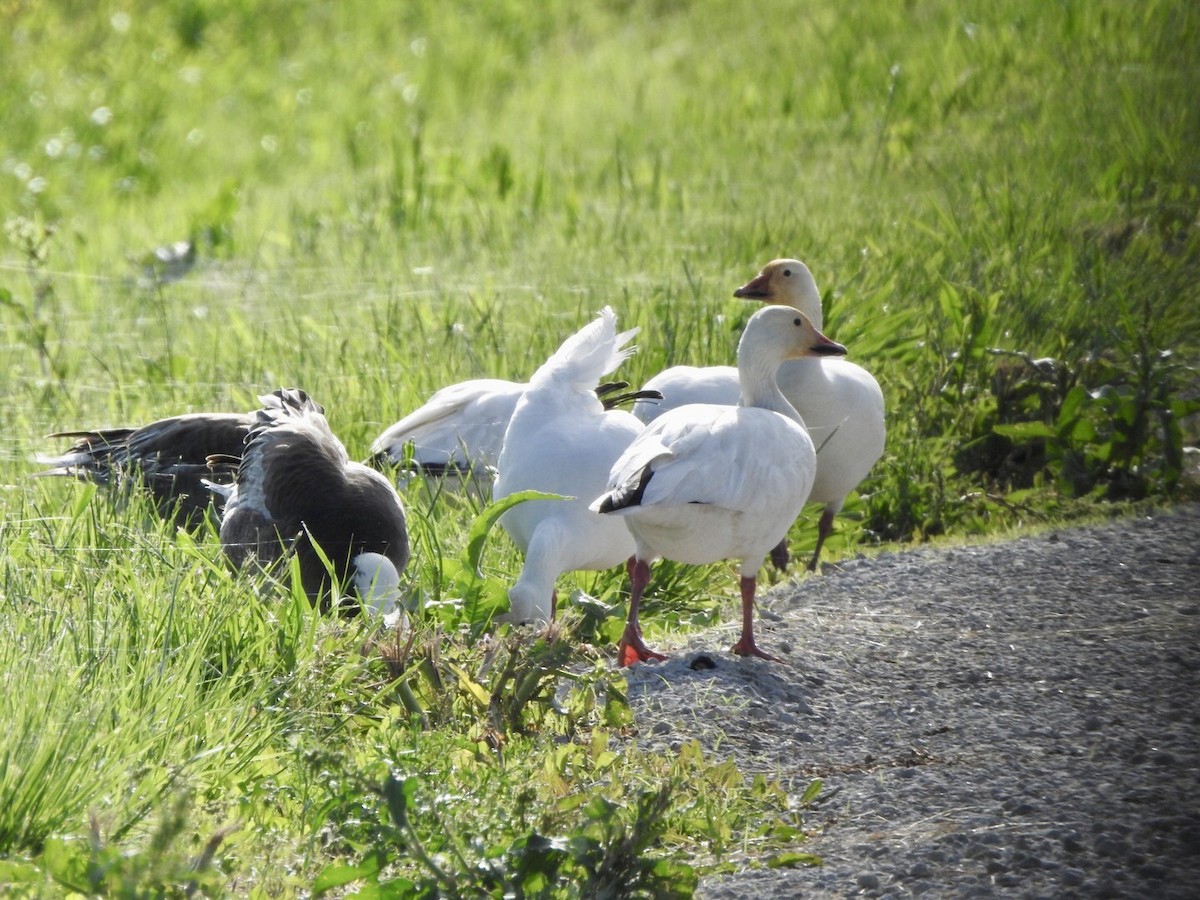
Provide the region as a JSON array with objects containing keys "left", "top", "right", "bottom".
[
  {"left": 806, "top": 507, "right": 836, "bottom": 572},
  {"left": 730, "top": 575, "right": 782, "bottom": 661},
  {"left": 619, "top": 556, "right": 667, "bottom": 666}
]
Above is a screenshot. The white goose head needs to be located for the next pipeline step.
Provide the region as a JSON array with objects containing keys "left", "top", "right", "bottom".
[
  {"left": 733, "top": 258, "right": 824, "bottom": 330},
  {"left": 736, "top": 305, "right": 846, "bottom": 416},
  {"left": 350, "top": 551, "right": 408, "bottom": 629}
]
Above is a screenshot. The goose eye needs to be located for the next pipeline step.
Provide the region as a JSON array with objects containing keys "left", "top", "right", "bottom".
[
  {"left": 783, "top": 269, "right": 792, "bottom": 277},
  {"left": 793, "top": 317, "right": 803, "bottom": 326}
]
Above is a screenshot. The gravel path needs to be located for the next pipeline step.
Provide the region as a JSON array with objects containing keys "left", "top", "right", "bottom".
[{"left": 623, "top": 504, "right": 1200, "bottom": 898}]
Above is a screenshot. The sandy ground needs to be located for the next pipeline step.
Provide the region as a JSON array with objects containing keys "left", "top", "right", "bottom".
[{"left": 622, "top": 504, "right": 1200, "bottom": 898}]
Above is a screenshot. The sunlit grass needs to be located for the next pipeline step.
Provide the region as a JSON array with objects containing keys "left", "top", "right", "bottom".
[{"left": 1, "top": 0, "right": 1198, "bottom": 893}]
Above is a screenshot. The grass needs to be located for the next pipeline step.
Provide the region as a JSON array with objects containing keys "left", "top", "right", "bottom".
[{"left": 2, "top": 0, "right": 1199, "bottom": 894}]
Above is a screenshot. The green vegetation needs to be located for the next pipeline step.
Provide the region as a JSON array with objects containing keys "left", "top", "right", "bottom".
[{"left": 2, "top": 0, "right": 1197, "bottom": 894}]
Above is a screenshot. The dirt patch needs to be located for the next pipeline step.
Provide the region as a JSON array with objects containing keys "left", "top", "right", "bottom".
[{"left": 624, "top": 505, "right": 1200, "bottom": 897}]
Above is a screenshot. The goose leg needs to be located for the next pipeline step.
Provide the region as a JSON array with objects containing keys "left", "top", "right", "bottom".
[
  {"left": 769, "top": 537, "right": 791, "bottom": 571},
  {"left": 806, "top": 507, "right": 836, "bottom": 572},
  {"left": 618, "top": 556, "right": 667, "bottom": 666},
  {"left": 730, "top": 575, "right": 781, "bottom": 662}
]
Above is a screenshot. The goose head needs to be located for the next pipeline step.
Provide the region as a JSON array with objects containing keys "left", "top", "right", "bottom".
[
  {"left": 733, "top": 259, "right": 824, "bottom": 330},
  {"left": 350, "top": 551, "right": 407, "bottom": 629},
  {"left": 736, "top": 306, "right": 846, "bottom": 415},
  {"left": 740, "top": 305, "right": 846, "bottom": 366}
]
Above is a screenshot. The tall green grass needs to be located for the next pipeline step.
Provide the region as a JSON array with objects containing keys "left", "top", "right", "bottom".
[{"left": 2, "top": 0, "right": 1198, "bottom": 893}]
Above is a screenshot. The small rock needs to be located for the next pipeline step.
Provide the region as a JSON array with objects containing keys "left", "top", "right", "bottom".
[
  {"left": 856, "top": 872, "right": 880, "bottom": 890},
  {"left": 1137, "top": 862, "right": 1168, "bottom": 880},
  {"left": 965, "top": 842, "right": 999, "bottom": 860},
  {"left": 1094, "top": 835, "right": 1127, "bottom": 858},
  {"left": 1062, "top": 868, "right": 1086, "bottom": 886}
]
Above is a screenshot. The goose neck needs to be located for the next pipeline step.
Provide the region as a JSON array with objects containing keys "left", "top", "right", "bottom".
[{"left": 738, "top": 351, "right": 803, "bottom": 423}]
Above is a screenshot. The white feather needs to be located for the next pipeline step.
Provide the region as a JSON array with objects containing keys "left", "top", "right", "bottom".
[{"left": 494, "top": 307, "right": 643, "bottom": 623}]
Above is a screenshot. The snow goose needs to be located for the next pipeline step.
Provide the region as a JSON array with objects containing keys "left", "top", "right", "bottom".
[
  {"left": 371, "top": 378, "right": 658, "bottom": 494},
  {"left": 591, "top": 305, "right": 847, "bottom": 665},
  {"left": 493, "top": 307, "right": 643, "bottom": 624},
  {"left": 370, "top": 378, "right": 523, "bottom": 491},
  {"left": 38, "top": 410, "right": 252, "bottom": 528},
  {"left": 633, "top": 259, "right": 886, "bottom": 570},
  {"left": 217, "top": 388, "right": 410, "bottom": 616}
]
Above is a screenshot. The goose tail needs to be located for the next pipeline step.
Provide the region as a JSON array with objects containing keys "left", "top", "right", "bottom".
[{"left": 528, "top": 306, "right": 638, "bottom": 394}]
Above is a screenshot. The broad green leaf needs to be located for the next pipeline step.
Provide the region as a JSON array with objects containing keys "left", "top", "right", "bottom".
[
  {"left": 936, "top": 281, "right": 964, "bottom": 331},
  {"left": 1058, "top": 384, "right": 1089, "bottom": 423},
  {"left": 800, "top": 778, "right": 823, "bottom": 805},
  {"left": 374, "top": 877, "right": 418, "bottom": 898},
  {"left": 1070, "top": 417, "right": 1097, "bottom": 443},
  {"left": 313, "top": 858, "right": 382, "bottom": 897},
  {"left": 448, "top": 663, "right": 491, "bottom": 709},
  {"left": 465, "top": 490, "right": 568, "bottom": 574},
  {"left": 766, "top": 851, "right": 823, "bottom": 869},
  {"left": 993, "top": 421, "right": 1056, "bottom": 440}
]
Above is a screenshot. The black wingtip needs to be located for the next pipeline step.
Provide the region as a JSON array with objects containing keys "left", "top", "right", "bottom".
[
  {"left": 595, "top": 380, "right": 630, "bottom": 398},
  {"left": 599, "top": 388, "right": 665, "bottom": 410},
  {"left": 596, "top": 463, "right": 654, "bottom": 514}
]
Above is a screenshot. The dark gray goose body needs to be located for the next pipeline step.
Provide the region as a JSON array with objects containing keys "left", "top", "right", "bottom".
[
  {"left": 39, "top": 412, "right": 251, "bottom": 527},
  {"left": 219, "top": 389, "right": 409, "bottom": 612}
]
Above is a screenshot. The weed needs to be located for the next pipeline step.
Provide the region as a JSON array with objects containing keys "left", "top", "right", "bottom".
[{"left": 2, "top": 216, "right": 67, "bottom": 385}]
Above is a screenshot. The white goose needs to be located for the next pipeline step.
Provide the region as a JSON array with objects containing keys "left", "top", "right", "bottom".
[
  {"left": 217, "top": 389, "right": 410, "bottom": 619},
  {"left": 633, "top": 259, "right": 885, "bottom": 570},
  {"left": 592, "top": 305, "right": 847, "bottom": 665},
  {"left": 494, "top": 307, "right": 643, "bottom": 624},
  {"left": 371, "top": 378, "right": 522, "bottom": 491},
  {"left": 371, "top": 377, "right": 656, "bottom": 493}
]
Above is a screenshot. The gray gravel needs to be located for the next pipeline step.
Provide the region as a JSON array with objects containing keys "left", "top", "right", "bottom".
[{"left": 623, "top": 504, "right": 1200, "bottom": 898}]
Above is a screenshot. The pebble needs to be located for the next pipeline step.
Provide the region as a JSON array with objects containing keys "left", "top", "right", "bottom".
[
  {"left": 855, "top": 873, "right": 880, "bottom": 890},
  {"left": 1062, "top": 868, "right": 1086, "bottom": 886}
]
